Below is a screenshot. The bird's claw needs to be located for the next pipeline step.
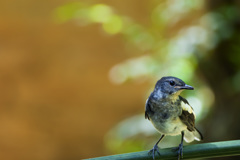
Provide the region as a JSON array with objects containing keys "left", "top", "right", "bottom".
[
  {"left": 148, "top": 144, "right": 160, "bottom": 160},
  {"left": 171, "top": 143, "right": 184, "bottom": 160},
  {"left": 177, "top": 143, "right": 183, "bottom": 160}
]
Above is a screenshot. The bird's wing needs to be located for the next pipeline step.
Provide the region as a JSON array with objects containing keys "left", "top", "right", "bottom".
[
  {"left": 179, "top": 96, "right": 196, "bottom": 131},
  {"left": 145, "top": 97, "right": 153, "bottom": 120}
]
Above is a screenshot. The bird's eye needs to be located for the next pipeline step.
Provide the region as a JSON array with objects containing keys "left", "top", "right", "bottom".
[{"left": 169, "top": 80, "right": 175, "bottom": 86}]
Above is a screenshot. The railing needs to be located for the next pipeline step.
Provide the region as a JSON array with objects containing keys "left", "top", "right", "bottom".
[{"left": 85, "top": 140, "right": 240, "bottom": 160}]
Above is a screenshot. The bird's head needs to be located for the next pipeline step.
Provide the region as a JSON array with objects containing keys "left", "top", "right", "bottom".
[{"left": 154, "top": 76, "right": 194, "bottom": 99}]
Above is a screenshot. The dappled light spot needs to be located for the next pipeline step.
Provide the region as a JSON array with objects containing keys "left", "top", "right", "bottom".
[
  {"left": 89, "top": 4, "right": 113, "bottom": 23},
  {"left": 53, "top": 2, "right": 83, "bottom": 23},
  {"left": 109, "top": 56, "right": 157, "bottom": 84},
  {"left": 102, "top": 15, "right": 123, "bottom": 35}
]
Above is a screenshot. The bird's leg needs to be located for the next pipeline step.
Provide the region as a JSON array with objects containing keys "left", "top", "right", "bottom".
[
  {"left": 177, "top": 131, "right": 184, "bottom": 160},
  {"left": 148, "top": 134, "right": 165, "bottom": 160}
]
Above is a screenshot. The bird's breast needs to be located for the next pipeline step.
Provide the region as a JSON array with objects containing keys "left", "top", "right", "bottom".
[{"left": 148, "top": 99, "right": 185, "bottom": 135}]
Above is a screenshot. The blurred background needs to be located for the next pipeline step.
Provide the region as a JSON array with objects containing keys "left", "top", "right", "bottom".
[{"left": 0, "top": 0, "right": 240, "bottom": 159}]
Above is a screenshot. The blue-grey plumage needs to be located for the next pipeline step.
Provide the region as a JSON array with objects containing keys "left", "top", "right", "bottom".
[{"left": 145, "top": 76, "right": 203, "bottom": 160}]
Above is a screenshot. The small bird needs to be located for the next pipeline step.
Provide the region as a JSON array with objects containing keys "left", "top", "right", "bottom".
[{"left": 145, "top": 76, "right": 203, "bottom": 160}]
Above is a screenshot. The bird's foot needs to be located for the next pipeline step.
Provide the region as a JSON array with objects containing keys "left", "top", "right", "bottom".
[
  {"left": 148, "top": 144, "right": 160, "bottom": 160},
  {"left": 172, "top": 143, "right": 183, "bottom": 160},
  {"left": 176, "top": 143, "right": 183, "bottom": 160}
]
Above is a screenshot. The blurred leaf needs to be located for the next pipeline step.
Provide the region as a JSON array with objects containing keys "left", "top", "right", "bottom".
[{"left": 89, "top": 4, "right": 113, "bottom": 23}]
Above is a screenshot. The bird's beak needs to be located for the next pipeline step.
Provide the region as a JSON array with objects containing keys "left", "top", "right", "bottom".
[
  {"left": 181, "top": 84, "right": 194, "bottom": 90},
  {"left": 175, "top": 84, "right": 194, "bottom": 90}
]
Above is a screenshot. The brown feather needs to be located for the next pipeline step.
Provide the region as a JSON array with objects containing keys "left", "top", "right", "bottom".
[
  {"left": 179, "top": 110, "right": 195, "bottom": 131},
  {"left": 179, "top": 96, "right": 196, "bottom": 132}
]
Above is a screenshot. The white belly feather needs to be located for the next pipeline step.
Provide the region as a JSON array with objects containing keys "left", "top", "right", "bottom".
[{"left": 150, "top": 116, "right": 187, "bottom": 136}]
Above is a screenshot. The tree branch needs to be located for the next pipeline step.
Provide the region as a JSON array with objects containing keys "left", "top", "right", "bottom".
[{"left": 85, "top": 140, "right": 240, "bottom": 160}]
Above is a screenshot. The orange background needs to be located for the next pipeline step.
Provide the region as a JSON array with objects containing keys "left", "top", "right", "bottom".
[{"left": 0, "top": 0, "right": 151, "bottom": 159}]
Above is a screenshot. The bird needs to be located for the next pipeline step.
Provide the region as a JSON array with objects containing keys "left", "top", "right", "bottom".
[{"left": 145, "top": 76, "right": 203, "bottom": 160}]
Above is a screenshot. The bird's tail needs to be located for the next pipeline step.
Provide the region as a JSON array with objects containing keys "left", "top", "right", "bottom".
[{"left": 184, "top": 127, "right": 203, "bottom": 143}]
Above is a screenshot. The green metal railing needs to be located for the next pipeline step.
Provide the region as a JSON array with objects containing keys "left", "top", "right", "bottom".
[{"left": 85, "top": 140, "right": 240, "bottom": 160}]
